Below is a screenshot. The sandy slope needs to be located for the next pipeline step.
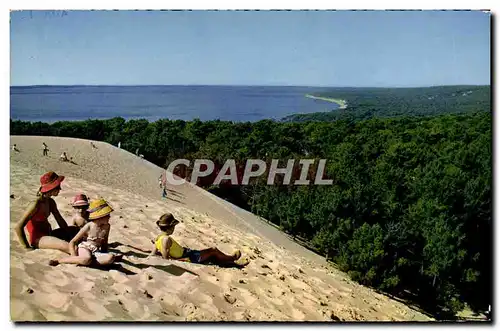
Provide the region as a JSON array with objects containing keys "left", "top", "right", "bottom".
[{"left": 9, "top": 136, "right": 433, "bottom": 321}]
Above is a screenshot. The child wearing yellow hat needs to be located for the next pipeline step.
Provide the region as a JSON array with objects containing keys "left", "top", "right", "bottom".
[{"left": 49, "top": 198, "right": 122, "bottom": 267}]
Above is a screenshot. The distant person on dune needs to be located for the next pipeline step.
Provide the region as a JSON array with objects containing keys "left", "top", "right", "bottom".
[
  {"left": 12, "top": 144, "right": 19, "bottom": 152},
  {"left": 15, "top": 171, "right": 80, "bottom": 253},
  {"left": 59, "top": 152, "right": 69, "bottom": 162},
  {"left": 42, "top": 142, "right": 49, "bottom": 156},
  {"left": 148, "top": 213, "right": 249, "bottom": 268},
  {"left": 159, "top": 172, "right": 168, "bottom": 198},
  {"left": 49, "top": 198, "right": 122, "bottom": 267},
  {"left": 70, "top": 193, "right": 90, "bottom": 228}
]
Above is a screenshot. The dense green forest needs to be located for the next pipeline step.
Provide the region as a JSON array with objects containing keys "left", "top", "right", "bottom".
[
  {"left": 283, "top": 85, "right": 490, "bottom": 122},
  {"left": 10, "top": 87, "right": 492, "bottom": 320}
]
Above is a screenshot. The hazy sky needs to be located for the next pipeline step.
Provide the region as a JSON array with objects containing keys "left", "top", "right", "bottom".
[{"left": 10, "top": 10, "right": 490, "bottom": 87}]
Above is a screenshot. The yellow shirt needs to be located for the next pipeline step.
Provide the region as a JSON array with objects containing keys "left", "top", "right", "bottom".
[{"left": 155, "top": 234, "right": 184, "bottom": 258}]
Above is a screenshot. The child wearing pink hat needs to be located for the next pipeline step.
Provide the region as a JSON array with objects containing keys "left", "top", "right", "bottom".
[{"left": 70, "top": 193, "right": 90, "bottom": 228}]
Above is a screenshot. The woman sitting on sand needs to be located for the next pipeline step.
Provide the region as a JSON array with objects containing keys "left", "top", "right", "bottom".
[
  {"left": 149, "top": 213, "right": 249, "bottom": 267},
  {"left": 15, "top": 171, "right": 80, "bottom": 253},
  {"left": 70, "top": 193, "right": 90, "bottom": 228},
  {"left": 49, "top": 198, "right": 122, "bottom": 267}
]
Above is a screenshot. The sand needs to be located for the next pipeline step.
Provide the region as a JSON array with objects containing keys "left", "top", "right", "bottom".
[
  {"left": 10, "top": 136, "right": 432, "bottom": 321},
  {"left": 305, "top": 94, "right": 348, "bottom": 109}
]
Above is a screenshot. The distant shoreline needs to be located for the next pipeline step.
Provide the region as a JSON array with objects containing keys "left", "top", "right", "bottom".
[{"left": 305, "top": 94, "right": 347, "bottom": 109}]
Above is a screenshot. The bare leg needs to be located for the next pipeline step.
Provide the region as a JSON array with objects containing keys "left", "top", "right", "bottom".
[
  {"left": 94, "top": 253, "right": 116, "bottom": 265},
  {"left": 199, "top": 247, "right": 239, "bottom": 265},
  {"left": 52, "top": 226, "right": 80, "bottom": 242},
  {"left": 50, "top": 247, "right": 92, "bottom": 266},
  {"left": 36, "top": 236, "right": 70, "bottom": 254}
]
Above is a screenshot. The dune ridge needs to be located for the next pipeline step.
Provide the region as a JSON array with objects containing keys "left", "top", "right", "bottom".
[{"left": 10, "top": 136, "right": 432, "bottom": 321}]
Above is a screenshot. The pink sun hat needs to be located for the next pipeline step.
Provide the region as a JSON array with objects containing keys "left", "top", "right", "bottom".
[{"left": 71, "top": 193, "right": 89, "bottom": 207}]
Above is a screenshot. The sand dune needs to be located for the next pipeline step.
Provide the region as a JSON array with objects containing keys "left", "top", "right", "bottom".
[{"left": 10, "top": 136, "right": 433, "bottom": 321}]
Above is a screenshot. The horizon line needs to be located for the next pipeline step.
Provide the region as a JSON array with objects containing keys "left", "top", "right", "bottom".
[{"left": 10, "top": 83, "right": 491, "bottom": 89}]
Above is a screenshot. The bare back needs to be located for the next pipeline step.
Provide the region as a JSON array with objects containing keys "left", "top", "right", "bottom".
[
  {"left": 86, "top": 221, "right": 110, "bottom": 249},
  {"left": 71, "top": 212, "right": 88, "bottom": 228}
]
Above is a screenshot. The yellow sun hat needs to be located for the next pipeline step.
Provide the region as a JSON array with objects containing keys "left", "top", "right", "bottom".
[{"left": 88, "top": 198, "right": 114, "bottom": 220}]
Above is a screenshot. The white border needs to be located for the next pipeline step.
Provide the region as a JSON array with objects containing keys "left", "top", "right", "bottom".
[
  {"left": 3, "top": 1, "right": 498, "bottom": 331},
  {"left": 4, "top": 0, "right": 500, "bottom": 10}
]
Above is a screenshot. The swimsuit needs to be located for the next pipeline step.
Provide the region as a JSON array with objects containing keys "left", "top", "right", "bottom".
[
  {"left": 78, "top": 241, "right": 100, "bottom": 253},
  {"left": 155, "top": 234, "right": 202, "bottom": 263},
  {"left": 26, "top": 206, "right": 52, "bottom": 246},
  {"left": 26, "top": 200, "right": 80, "bottom": 246},
  {"left": 78, "top": 231, "right": 107, "bottom": 257}
]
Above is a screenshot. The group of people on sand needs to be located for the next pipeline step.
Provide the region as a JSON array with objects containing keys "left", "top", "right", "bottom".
[
  {"left": 12, "top": 143, "right": 72, "bottom": 164},
  {"left": 28, "top": 142, "right": 74, "bottom": 163},
  {"left": 15, "top": 171, "right": 249, "bottom": 269}
]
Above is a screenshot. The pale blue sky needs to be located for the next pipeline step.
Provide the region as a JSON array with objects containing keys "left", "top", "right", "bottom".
[{"left": 10, "top": 10, "right": 490, "bottom": 87}]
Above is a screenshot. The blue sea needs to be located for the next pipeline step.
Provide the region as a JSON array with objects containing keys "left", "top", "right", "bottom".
[{"left": 10, "top": 85, "right": 339, "bottom": 123}]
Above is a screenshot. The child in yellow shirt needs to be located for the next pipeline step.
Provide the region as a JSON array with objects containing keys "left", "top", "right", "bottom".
[{"left": 150, "top": 213, "right": 248, "bottom": 267}]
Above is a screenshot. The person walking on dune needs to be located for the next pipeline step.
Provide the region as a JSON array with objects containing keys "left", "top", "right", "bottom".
[
  {"left": 42, "top": 142, "right": 49, "bottom": 156},
  {"left": 148, "top": 213, "right": 249, "bottom": 268},
  {"left": 15, "top": 171, "right": 80, "bottom": 253},
  {"left": 49, "top": 198, "right": 122, "bottom": 267},
  {"left": 159, "top": 172, "right": 168, "bottom": 198}
]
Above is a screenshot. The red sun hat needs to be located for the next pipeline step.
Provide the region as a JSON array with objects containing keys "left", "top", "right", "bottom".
[
  {"left": 39, "top": 171, "right": 65, "bottom": 193},
  {"left": 72, "top": 193, "right": 89, "bottom": 207}
]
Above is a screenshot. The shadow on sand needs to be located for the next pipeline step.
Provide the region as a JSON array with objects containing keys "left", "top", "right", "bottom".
[
  {"left": 108, "top": 241, "right": 198, "bottom": 276},
  {"left": 89, "top": 262, "right": 137, "bottom": 275},
  {"left": 166, "top": 188, "right": 183, "bottom": 196},
  {"left": 120, "top": 259, "right": 199, "bottom": 277},
  {"left": 164, "top": 196, "right": 184, "bottom": 204}
]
